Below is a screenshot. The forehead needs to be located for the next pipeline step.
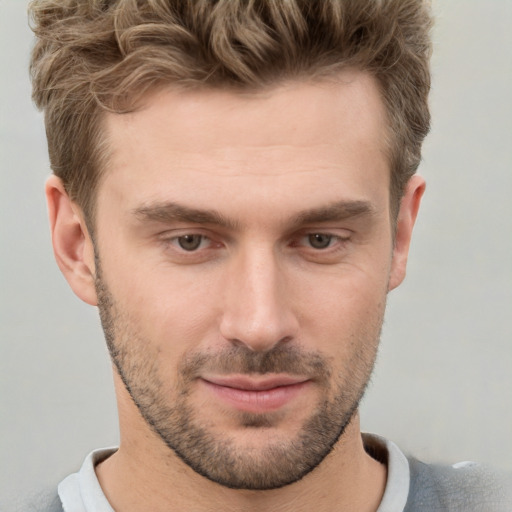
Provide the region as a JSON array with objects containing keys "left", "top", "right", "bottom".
[
  {"left": 106, "top": 71, "right": 387, "bottom": 155},
  {"left": 99, "top": 71, "right": 390, "bottom": 222}
]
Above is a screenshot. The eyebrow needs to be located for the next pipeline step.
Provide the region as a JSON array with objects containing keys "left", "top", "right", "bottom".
[
  {"left": 133, "top": 202, "right": 240, "bottom": 230},
  {"left": 132, "top": 199, "right": 376, "bottom": 230},
  {"left": 291, "top": 200, "right": 376, "bottom": 227}
]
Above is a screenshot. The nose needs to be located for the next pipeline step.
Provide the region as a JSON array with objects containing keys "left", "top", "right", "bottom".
[{"left": 219, "top": 246, "right": 299, "bottom": 352}]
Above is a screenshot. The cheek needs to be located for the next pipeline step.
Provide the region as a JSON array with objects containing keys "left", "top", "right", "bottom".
[
  {"left": 105, "top": 256, "right": 224, "bottom": 358},
  {"left": 293, "top": 265, "right": 389, "bottom": 351}
]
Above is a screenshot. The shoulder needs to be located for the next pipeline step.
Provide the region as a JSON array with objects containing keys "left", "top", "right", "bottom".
[
  {"left": 404, "top": 457, "right": 512, "bottom": 512},
  {"left": 13, "top": 488, "right": 63, "bottom": 512}
]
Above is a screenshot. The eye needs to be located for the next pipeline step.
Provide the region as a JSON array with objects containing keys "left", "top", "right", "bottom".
[
  {"left": 159, "top": 231, "right": 224, "bottom": 263},
  {"left": 307, "top": 233, "right": 334, "bottom": 249},
  {"left": 176, "top": 234, "right": 205, "bottom": 251}
]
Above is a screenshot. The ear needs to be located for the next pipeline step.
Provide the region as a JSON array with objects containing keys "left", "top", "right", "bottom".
[
  {"left": 388, "top": 174, "right": 425, "bottom": 291},
  {"left": 46, "top": 175, "right": 98, "bottom": 305}
]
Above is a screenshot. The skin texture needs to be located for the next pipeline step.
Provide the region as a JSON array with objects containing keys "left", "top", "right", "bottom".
[{"left": 46, "top": 70, "right": 424, "bottom": 511}]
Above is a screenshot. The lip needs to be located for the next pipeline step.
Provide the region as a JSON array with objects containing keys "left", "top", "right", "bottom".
[{"left": 200, "top": 375, "right": 310, "bottom": 414}]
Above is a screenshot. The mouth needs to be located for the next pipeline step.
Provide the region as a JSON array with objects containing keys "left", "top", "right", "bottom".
[{"left": 199, "top": 375, "right": 311, "bottom": 414}]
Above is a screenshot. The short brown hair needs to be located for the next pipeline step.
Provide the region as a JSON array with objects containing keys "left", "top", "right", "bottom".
[{"left": 29, "top": 0, "right": 432, "bottom": 223}]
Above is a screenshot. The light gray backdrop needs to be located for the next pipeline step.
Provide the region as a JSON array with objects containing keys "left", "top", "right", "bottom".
[{"left": 1, "top": 0, "right": 511, "bottom": 509}]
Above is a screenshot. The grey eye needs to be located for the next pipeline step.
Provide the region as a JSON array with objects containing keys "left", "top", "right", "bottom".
[
  {"left": 177, "top": 235, "right": 203, "bottom": 251},
  {"left": 308, "top": 233, "right": 332, "bottom": 249}
]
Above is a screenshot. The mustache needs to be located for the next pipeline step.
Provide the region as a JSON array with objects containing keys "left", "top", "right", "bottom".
[{"left": 178, "top": 344, "right": 332, "bottom": 382}]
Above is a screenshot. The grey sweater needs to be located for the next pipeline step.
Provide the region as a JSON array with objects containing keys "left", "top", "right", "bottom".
[{"left": 22, "top": 457, "right": 512, "bottom": 512}]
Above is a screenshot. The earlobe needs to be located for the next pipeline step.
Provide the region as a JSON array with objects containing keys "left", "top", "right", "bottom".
[
  {"left": 388, "top": 174, "right": 425, "bottom": 291},
  {"left": 46, "top": 175, "right": 98, "bottom": 306}
]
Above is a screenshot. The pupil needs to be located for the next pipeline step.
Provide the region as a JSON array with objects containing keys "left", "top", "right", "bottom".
[
  {"left": 309, "top": 233, "right": 331, "bottom": 249},
  {"left": 178, "top": 235, "right": 202, "bottom": 251}
]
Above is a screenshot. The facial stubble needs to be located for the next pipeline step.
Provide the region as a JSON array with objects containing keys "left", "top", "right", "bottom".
[{"left": 95, "top": 263, "right": 382, "bottom": 490}]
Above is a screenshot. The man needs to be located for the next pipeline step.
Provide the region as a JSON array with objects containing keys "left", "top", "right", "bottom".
[{"left": 27, "top": 1, "right": 510, "bottom": 511}]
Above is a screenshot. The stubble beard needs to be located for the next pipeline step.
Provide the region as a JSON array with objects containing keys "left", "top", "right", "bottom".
[{"left": 95, "top": 267, "right": 382, "bottom": 490}]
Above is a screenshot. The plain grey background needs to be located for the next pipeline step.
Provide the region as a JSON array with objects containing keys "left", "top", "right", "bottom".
[{"left": 1, "top": 0, "right": 511, "bottom": 509}]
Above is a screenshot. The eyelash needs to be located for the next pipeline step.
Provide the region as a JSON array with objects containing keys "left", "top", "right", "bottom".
[
  {"left": 160, "top": 231, "right": 351, "bottom": 259},
  {"left": 294, "top": 233, "right": 348, "bottom": 251}
]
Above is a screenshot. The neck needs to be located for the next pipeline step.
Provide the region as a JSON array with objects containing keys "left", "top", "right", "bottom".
[{"left": 96, "top": 389, "right": 386, "bottom": 512}]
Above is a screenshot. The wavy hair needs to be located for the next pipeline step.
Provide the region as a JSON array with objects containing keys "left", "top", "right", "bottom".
[{"left": 29, "top": 0, "right": 432, "bottom": 222}]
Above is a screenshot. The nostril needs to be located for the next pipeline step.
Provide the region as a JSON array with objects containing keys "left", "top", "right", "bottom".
[
  {"left": 233, "top": 335, "right": 293, "bottom": 349},
  {"left": 222, "top": 331, "right": 295, "bottom": 353}
]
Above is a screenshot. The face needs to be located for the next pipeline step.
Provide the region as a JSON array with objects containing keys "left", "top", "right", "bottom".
[{"left": 90, "top": 72, "right": 406, "bottom": 489}]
